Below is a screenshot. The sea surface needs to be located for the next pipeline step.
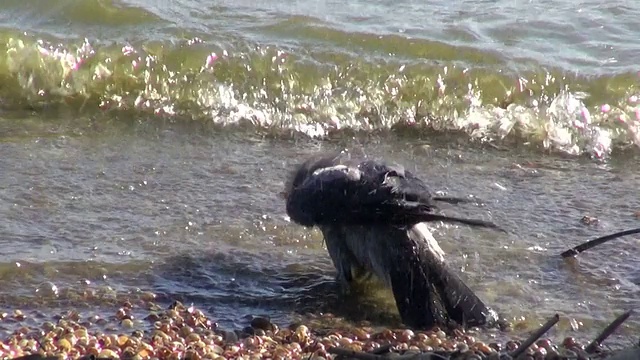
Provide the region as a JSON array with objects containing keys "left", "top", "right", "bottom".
[{"left": 1, "top": 0, "right": 640, "bottom": 349}]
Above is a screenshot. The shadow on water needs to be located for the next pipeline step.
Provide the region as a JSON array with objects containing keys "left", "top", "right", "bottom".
[{"left": 150, "top": 248, "right": 405, "bottom": 330}]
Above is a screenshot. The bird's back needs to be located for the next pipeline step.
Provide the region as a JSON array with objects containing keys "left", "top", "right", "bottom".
[{"left": 286, "top": 155, "right": 502, "bottom": 231}]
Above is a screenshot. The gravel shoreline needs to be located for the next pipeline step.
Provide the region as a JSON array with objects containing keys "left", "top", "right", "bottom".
[{"left": 1, "top": 293, "right": 637, "bottom": 360}]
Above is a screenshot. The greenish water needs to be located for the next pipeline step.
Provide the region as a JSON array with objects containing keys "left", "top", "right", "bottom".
[{"left": 0, "top": 0, "right": 640, "bottom": 348}]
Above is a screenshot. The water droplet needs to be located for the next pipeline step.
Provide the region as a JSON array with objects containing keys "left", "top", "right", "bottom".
[{"left": 569, "top": 318, "right": 581, "bottom": 331}]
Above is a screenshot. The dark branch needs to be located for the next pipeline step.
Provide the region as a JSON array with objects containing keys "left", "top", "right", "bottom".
[
  {"left": 560, "top": 228, "right": 640, "bottom": 258},
  {"left": 585, "top": 309, "right": 633, "bottom": 354},
  {"left": 510, "top": 314, "right": 560, "bottom": 359}
]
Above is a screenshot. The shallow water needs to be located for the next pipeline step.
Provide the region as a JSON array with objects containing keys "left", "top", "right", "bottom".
[
  {"left": 1, "top": 121, "right": 639, "bottom": 345},
  {"left": 0, "top": 0, "right": 640, "bottom": 349}
]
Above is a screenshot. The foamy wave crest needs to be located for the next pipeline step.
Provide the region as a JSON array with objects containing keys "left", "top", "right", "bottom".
[{"left": 1, "top": 35, "right": 640, "bottom": 159}]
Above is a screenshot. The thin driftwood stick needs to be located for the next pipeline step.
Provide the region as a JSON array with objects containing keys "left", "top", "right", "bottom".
[
  {"left": 11, "top": 356, "right": 115, "bottom": 360},
  {"left": 328, "top": 346, "right": 384, "bottom": 360},
  {"left": 585, "top": 310, "right": 634, "bottom": 354},
  {"left": 370, "top": 343, "right": 393, "bottom": 355},
  {"left": 561, "top": 228, "right": 640, "bottom": 258},
  {"left": 510, "top": 314, "right": 560, "bottom": 359},
  {"left": 329, "top": 347, "right": 455, "bottom": 360}
]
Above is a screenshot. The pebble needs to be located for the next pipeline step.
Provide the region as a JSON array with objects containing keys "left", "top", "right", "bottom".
[
  {"left": 221, "top": 330, "right": 238, "bottom": 344},
  {"left": 250, "top": 316, "right": 273, "bottom": 331},
  {"left": 580, "top": 215, "right": 598, "bottom": 225}
]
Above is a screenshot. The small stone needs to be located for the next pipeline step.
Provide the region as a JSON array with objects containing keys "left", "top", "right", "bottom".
[
  {"left": 353, "top": 328, "right": 370, "bottom": 341},
  {"left": 99, "top": 349, "right": 120, "bottom": 358},
  {"left": 475, "top": 342, "right": 494, "bottom": 354},
  {"left": 168, "top": 300, "right": 185, "bottom": 311},
  {"left": 222, "top": 330, "right": 238, "bottom": 344},
  {"left": 58, "top": 338, "right": 72, "bottom": 351},
  {"left": 580, "top": 215, "right": 598, "bottom": 225},
  {"left": 250, "top": 316, "right": 273, "bottom": 331},
  {"left": 398, "top": 329, "right": 414, "bottom": 342},
  {"left": 534, "top": 347, "right": 547, "bottom": 360},
  {"left": 456, "top": 342, "right": 470, "bottom": 352},
  {"left": 242, "top": 326, "right": 255, "bottom": 336},
  {"left": 378, "top": 328, "right": 395, "bottom": 341},
  {"left": 141, "top": 291, "right": 156, "bottom": 302},
  {"left": 145, "top": 313, "right": 160, "bottom": 322},
  {"left": 13, "top": 310, "right": 25, "bottom": 321},
  {"left": 535, "top": 339, "right": 551, "bottom": 350},
  {"left": 506, "top": 340, "right": 519, "bottom": 352},
  {"left": 294, "top": 324, "right": 310, "bottom": 343},
  {"left": 562, "top": 337, "right": 577, "bottom": 348}
]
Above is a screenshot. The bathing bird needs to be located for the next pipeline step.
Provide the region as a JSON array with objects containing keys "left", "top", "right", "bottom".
[{"left": 283, "top": 153, "right": 502, "bottom": 329}]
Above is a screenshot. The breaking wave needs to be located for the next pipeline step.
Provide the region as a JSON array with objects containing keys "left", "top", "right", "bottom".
[{"left": 1, "top": 32, "right": 639, "bottom": 159}]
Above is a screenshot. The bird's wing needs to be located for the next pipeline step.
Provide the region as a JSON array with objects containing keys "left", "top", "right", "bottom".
[
  {"left": 356, "top": 163, "right": 505, "bottom": 231},
  {"left": 286, "top": 157, "right": 503, "bottom": 231},
  {"left": 286, "top": 158, "right": 437, "bottom": 226}
]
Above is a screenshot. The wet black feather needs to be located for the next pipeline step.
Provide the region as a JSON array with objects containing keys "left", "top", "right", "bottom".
[{"left": 286, "top": 154, "right": 502, "bottom": 231}]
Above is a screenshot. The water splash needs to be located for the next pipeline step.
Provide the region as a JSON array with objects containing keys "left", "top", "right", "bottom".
[{"left": 1, "top": 34, "right": 639, "bottom": 160}]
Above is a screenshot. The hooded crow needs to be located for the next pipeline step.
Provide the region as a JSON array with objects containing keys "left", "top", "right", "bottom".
[{"left": 284, "top": 153, "right": 501, "bottom": 329}]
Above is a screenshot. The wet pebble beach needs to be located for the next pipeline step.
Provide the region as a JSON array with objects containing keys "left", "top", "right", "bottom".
[{"left": 1, "top": 294, "right": 633, "bottom": 360}]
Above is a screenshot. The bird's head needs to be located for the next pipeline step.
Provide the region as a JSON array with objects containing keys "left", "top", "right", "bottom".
[{"left": 280, "top": 153, "right": 343, "bottom": 200}]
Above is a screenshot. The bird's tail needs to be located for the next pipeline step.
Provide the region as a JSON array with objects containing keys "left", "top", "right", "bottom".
[
  {"left": 341, "top": 224, "right": 498, "bottom": 330},
  {"left": 395, "top": 202, "right": 505, "bottom": 232},
  {"left": 432, "top": 196, "right": 479, "bottom": 205},
  {"left": 390, "top": 224, "right": 498, "bottom": 329},
  {"left": 419, "top": 213, "right": 507, "bottom": 233}
]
